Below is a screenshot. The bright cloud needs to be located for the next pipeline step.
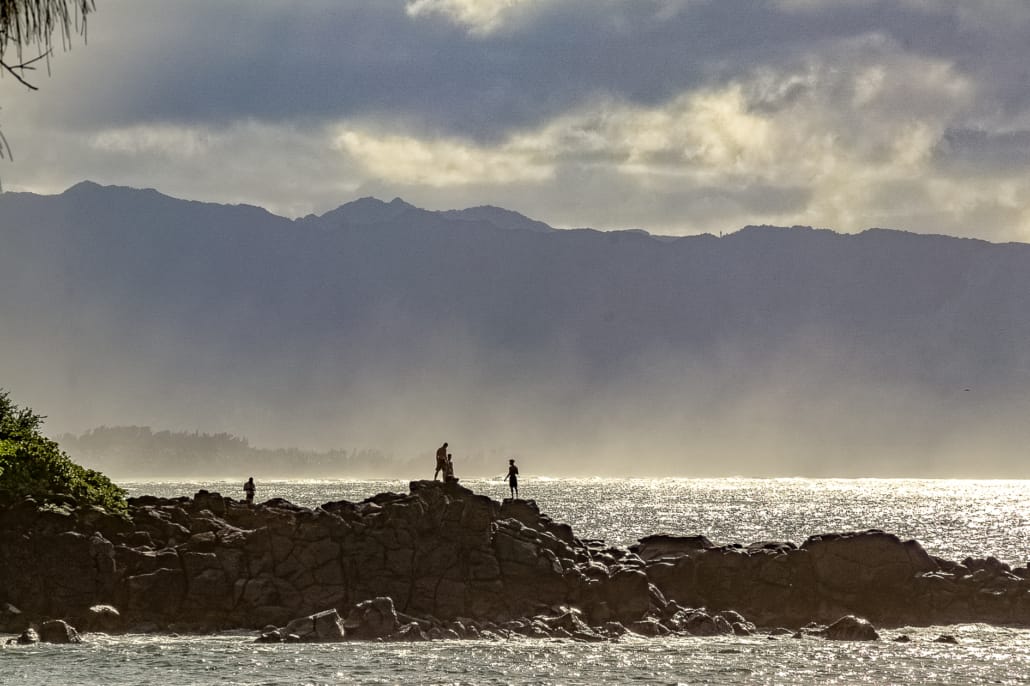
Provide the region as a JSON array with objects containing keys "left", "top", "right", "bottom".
[
  {"left": 4, "top": 1, "right": 1030, "bottom": 242},
  {"left": 18, "top": 44, "right": 1029, "bottom": 243},
  {"left": 335, "top": 128, "right": 553, "bottom": 186},
  {"left": 404, "top": 0, "right": 543, "bottom": 34},
  {"left": 323, "top": 45, "right": 1016, "bottom": 238}
]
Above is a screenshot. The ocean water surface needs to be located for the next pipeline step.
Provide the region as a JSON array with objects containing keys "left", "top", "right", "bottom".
[
  {"left": 123, "top": 477, "right": 1030, "bottom": 563},
  {"left": 5, "top": 477, "right": 1030, "bottom": 685}
]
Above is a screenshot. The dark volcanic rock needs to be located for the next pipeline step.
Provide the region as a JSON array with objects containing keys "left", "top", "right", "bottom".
[
  {"left": 645, "top": 528, "right": 974, "bottom": 627},
  {"left": 84, "top": 604, "right": 123, "bottom": 633},
  {"left": 803, "top": 530, "right": 938, "bottom": 592},
  {"left": 629, "top": 617, "right": 670, "bottom": 636},
  {"left": 816, "top": 615, "right": 879, "bottom": 641},
  {"left": 282, "top": 609, "right": 346, "bottom": 642},
  {"left": 15, "top": 627, "right": 39, "bottom": 644},
  {"left": 344, "top": 597, "right": 399, "bottom": 640},
  {"left": 669, "top": 609, "right": 732, "bottom": 636},
  {"left": 389, "top": 621, "right": 429, "bottom": 641},
  {"left": 630, "top": 534, "right": 714, "bottom": 561},
  {"left": 1, "top": 482, "right": 1028, "bottom": 635},
  {"left": 605, "top": 567, "right": 652, "bottom": 623},
  {"left": 0, "top": 602, "right": 24, "bottom": 633},
  {"left": 39, "top": 619, "right": 83, "bottom": 644}
]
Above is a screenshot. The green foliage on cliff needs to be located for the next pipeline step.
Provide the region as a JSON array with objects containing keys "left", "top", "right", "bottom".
[{"left": 0, "top": 389, "right": 126, "bottom": 513}]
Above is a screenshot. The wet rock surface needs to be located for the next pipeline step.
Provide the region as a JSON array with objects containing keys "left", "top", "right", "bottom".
[
  {"left": 38, "top": 619, "right": 84, "bottom": 644},
  {"left": 815, "top": 615, "right": 880, "bottom": 641},
  {"left": 2, "top": 481, "right": 1029, "bottom": 640}
]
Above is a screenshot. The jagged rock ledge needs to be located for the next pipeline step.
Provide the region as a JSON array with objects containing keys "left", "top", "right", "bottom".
[{"left": 1, "top": 480, "right": 1028, "bottom": 641}]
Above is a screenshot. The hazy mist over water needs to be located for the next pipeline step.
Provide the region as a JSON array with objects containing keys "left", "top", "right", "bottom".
[
  {"left": 45, "top": 320, "right": 1030, "bottom": 480},
  {"left": 3, "top": 186, "right": 1030, "bottom": 479},
  {"left": 37, "top": 335, "right": 1030, "bottom": 481}
]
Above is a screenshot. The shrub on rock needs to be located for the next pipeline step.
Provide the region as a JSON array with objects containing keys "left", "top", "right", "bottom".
[{"left": 0, "top": 390, "right": 126, "bottom": 514}]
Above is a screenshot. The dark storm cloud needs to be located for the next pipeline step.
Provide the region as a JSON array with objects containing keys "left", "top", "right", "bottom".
[
  {"left": 934, "top": 128, "right": 1030, "bottom": 173},
  {"left": 40, "top": 1, "right": 1024, "bottom": 140},
  {"left": 6, "top": 0, "right": 1030, "bottom": 241}
]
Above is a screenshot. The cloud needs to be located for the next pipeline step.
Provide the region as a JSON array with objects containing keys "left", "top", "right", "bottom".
[
  {"left": 404, "top": 0, "right": 544, "bottom": 35},
  {"left": 325, "top": 43, "right": 1006, "bottom": 238},
  {"left": 3, "top": 118, "right": 364, "bottom": 218},
  {"left": 934, "top": 128, "right": 1030, "bottom": 174},
  {"left": 335, "top": 127, "right": 553, "bottom": 186},
  {"left": 3, "top": 1, "right": 1030, "bottom": 241},
  {"left": 89, "top": 124, "right": 217, "bottom": 160}
]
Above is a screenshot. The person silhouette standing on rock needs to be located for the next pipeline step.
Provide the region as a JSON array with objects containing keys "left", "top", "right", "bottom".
[
  {"left": 434, "top": 442, "right": 448, "bottom": 480},
  {"left": 244, "top": 477, "right": 255, "bottom": 506},
  {"left": 507, "top": 459, "right": 519, "bottom": 499}
]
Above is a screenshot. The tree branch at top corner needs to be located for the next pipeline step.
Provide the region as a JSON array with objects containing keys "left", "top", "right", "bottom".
[{"left": 0, "top": 51, "right": 52, "bottom": 90}]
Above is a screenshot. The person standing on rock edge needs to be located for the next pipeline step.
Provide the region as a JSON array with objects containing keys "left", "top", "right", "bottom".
[
  {"left": 444, "top": 453, "right": 457, "bottom": 482},
  {"left": 434, "top": 442, "right": 448, "bottom": 480},
  {"left": 507, "top": 459, "right": 519, "bottom": 499},
  {"left": 244, "top": 477, "right": 256, "bottom": 506}
]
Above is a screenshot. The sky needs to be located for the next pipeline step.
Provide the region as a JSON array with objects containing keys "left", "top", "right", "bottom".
[{"left": 3, "top": 0, "right": 1030, "bottom": 240}]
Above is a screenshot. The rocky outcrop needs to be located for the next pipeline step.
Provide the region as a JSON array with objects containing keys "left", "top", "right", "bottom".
[
  {"left": 0, "top": 482, "right": 655, "bottom": 633},
  {"left": 5, "top": 621, "right": 84, "bottom": 645},
  {"left": 630, "top": 534, "right": 714, "bottom": 561},
  {"left": 38, "top": 619, "right": 83, "bottom": 644},
  {"left": 343, "top": 597, "right": 399, "bottom": 640},
  {"left": 815, "top": 615, "right": 879, "bottom": 641},
  {"left": 644, "top": 528, "right": 1030, "bottom": 627},
  {"left": 2, "top": 482, "right": 1029, "bottom": 638},
  {"left": 13, "top": 627, "right": 39, "bottom": 644},
  {"left": 281, "top": 609, "right": 347, "bottom": 642},
  {"left": 84, "top": 604, "right": 123, "bottom": 633}
]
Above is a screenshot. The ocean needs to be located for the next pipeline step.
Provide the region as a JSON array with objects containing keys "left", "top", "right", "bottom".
[{"left": 4, "top": 477, "right": 1030, "bottom": 685}]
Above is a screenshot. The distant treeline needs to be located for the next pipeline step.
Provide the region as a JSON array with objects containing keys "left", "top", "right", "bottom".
[
  {"left": 56, "top": 426, "right": 497, "bottom": 479},
  {"left": 57, "top": 426, "right": 404, "bottom": 479}
]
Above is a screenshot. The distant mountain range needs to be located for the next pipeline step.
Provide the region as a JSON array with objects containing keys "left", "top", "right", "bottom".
[{"left": 2, "top": 182, "right": 1028, "bottom": 477}]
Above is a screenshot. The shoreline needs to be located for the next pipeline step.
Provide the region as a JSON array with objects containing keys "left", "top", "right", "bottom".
[{"left": 3, "top": 480, "right": 1029, "bottom": 643}]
